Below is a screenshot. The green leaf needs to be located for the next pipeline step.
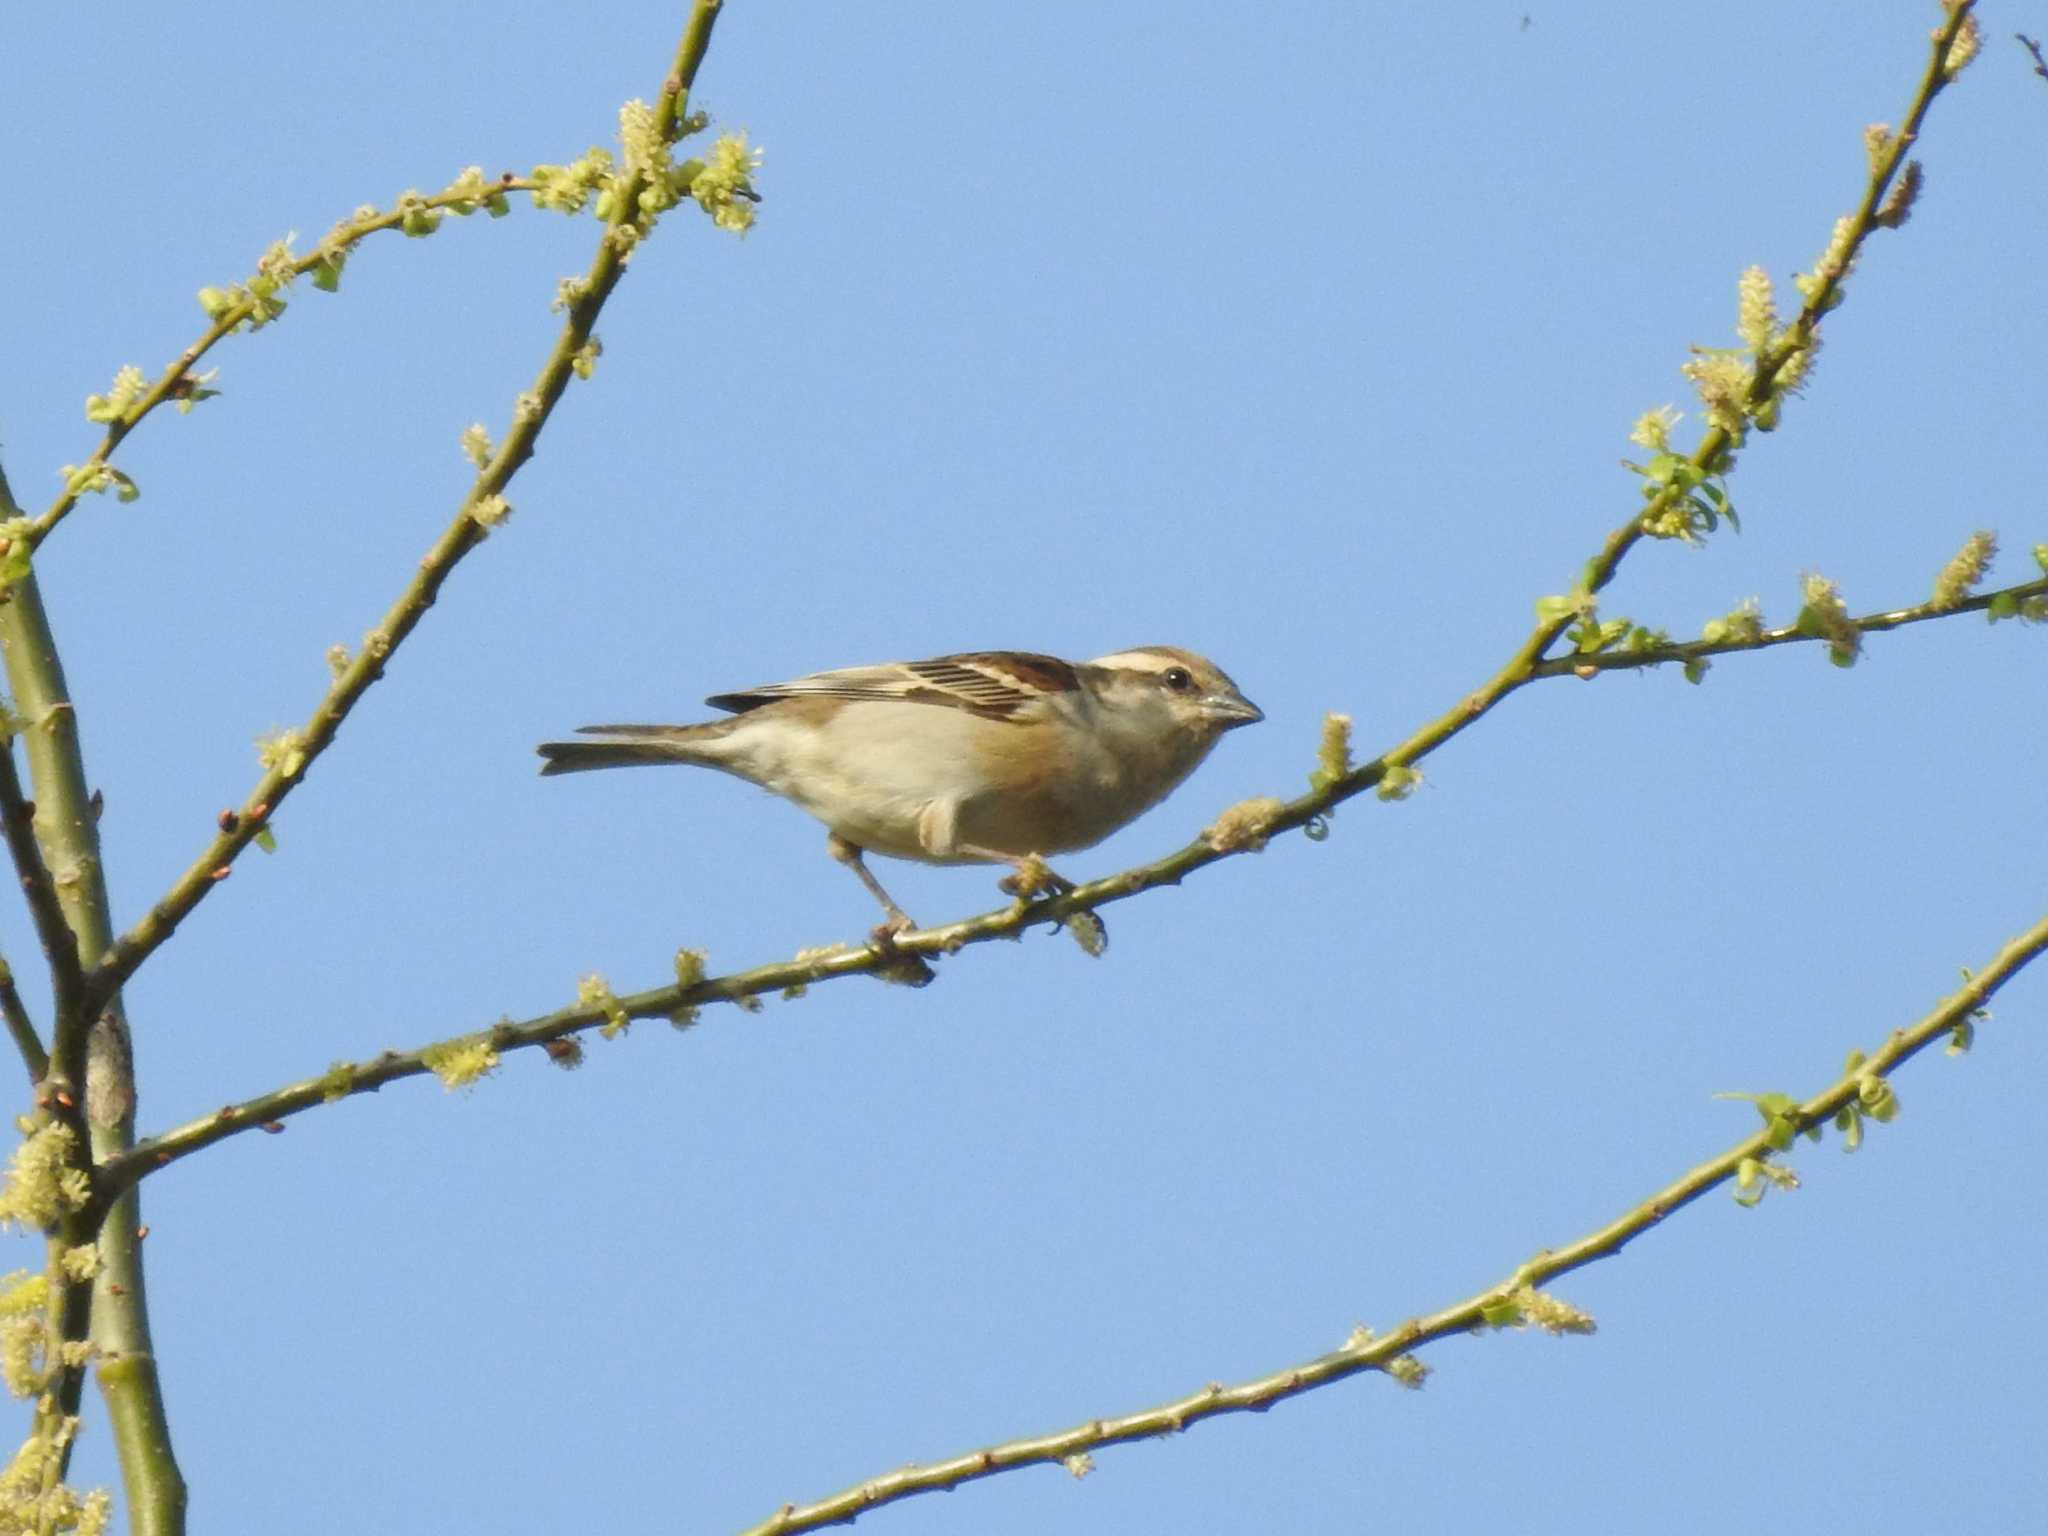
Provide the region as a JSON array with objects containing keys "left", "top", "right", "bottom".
[
  {"left": 1535, "top": 595, "right": 1578, "bottom": 624},
  {"left": 1835, "top": 1104, "right": 1864, "bottom": 1151},
  {"left": 1987, "top": 591, "right": 2019, "bottom": 622},
  {"left": 1683, "top": 658, "right": 1708, "bottom": 685},
  {"left": 253, "top": 826, "right": 278, "bottom": 854},
  {"left": 1479, "top": 1296, "right": 1523, "bottom": 1327}
]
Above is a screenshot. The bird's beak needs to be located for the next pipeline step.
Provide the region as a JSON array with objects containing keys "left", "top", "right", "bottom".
[{"left": 1205, "top": 691, "right": 1264, "bottom": 729}]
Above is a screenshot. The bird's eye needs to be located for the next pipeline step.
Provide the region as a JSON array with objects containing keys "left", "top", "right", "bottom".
[{"left": 1162, "top": 666, "right": 1194, "bottom": 692}]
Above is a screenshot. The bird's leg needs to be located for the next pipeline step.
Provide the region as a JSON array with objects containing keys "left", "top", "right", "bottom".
[{"left": 826, "top": 833, "right": 917, "bottom": 937}]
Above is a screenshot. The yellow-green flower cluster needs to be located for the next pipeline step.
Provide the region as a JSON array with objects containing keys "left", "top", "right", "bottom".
[
  {"left": 468, "top": 494, "right": 513, "bottom": 535},
  {"left": 1309, "top": 712, "right": 1353, "bottom": 795},
  {"left": 1938, "top": 7, "right": 1981, "bottom": 78},
  {"left": 1382, "top": 1352, "right": 1430, "bottom": 1389},
  {"left": 1679, "top": 351, "right": 1752, "bottom": 436},
  {"left": 1515, "top": 1287, "right": 1596, "bottom": 1335},
  {"left": 781, "top": 945, "right": 846, "bottom": 1001},
  {"left": 1700, "top": 596, "right": 1764, "bottom": 646},
  {"left": 1930, "top": 530, "right": 1996, "bottom": 610},
  {"left": 683, "top": 132, "right": 763, "bottom": 235},
  {"left": 1793, "top": 215, "right": 1858, "bottom": 308},
  {"left": 59, "top": 463, "right": 139, "bottom": 504},
  {"left": 0, "top": 1424, "right": 112, "bottom": 1534},
  {"left": 198, "top": 234, "right": 300, "bottom": 331},
  {"left": 1795, "top": 572, "right": 1861, "bottom": 666},
  {"left": 443, "top": 165, "right": 510, "bottom": 219},
  {"left": 551, "top": 275, "right": 589, "bottom": 314},
  {"left": 1873, "top": 160, "right": 1923, "bottom": 230},
  {"left": 84, "top": 365, "right": 148, "bottom": 426},
  {"left": 1342, "top": 1322, "right": 1427, "bottom": 1385},
  {"left": 612, "top": 98, "right": 689, "bottom": 222},
  {"left": 0, "top": 1125, "right": 90, "bottom": 1232},
  {"left": 0, "top": 520, "right": 35, "bottom": 597},
  {"left": 1376, "top": 764, "right": 1422, "bottom": 802},
  {"left": 1204, "top": 796, "right": 1287, "bottom": 853},
  {"left": 420, "top": 1034, "right": 499, "bottom": 1091},
  {"left": 1735, "top": 266, "right": 1777, "bottom": 352},
  {"left": 460, "top": 423, "right": 494, "bottom": 468},
  {"left": 671, "top": 948, "right": 708, "bottom": 1028},
  {"left": 580, "top": 974, "right": 631, "bottom": 1040},
  {"left": 0, "top": 1271, "right": 48, "bottom": 1399},
  {"left": 530, "top": 147, "right": 617, "bottom": 215},
  {"left": 255, "top": 727, "right": 307, "bottom": 780},
  {"left": 1628, "top": 405, "right": 1681, "bottom": 452},
  {"left": 1772, "top": 331, "right": 1819, "bottom": 398}
]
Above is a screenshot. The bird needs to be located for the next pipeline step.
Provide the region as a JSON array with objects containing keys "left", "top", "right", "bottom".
[{"left": 537, "top": 646, "right": 1263, "bottom": 933}]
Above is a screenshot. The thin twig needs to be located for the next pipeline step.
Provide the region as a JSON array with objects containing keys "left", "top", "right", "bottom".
[
  {"left": 30, "top": 175, "right": 545, "bottom": 552},
  {"left": 730, "top": 908, "right": 2048, "bottom": 1536},
  {"left": 0, "top": 956, "right": 47, "bottom": 1084},
  {"left": 1531, "top": 572, "right": 2048, "bottom": 680},
  {"left": 2017, "top": 33, "right": 2048, "bottom": 82},
  {"left": 78, "top": 0, "right": 730, "bottom": 1021},
  {"left": 0, "top": 732, "right": 85, "bottom": 1051}
]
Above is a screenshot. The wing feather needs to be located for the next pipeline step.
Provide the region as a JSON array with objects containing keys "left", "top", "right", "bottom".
[{"left": 706, "top": 652, "right": 1078, "bottom": 720}]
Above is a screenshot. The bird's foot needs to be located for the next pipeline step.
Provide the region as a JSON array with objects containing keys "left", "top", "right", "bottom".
[
  {"left": 867, "top": 912, "right": 936, "bottom": 987},
  {"left": 997, "top": 853, "right": 1075, "bottom": 901}
]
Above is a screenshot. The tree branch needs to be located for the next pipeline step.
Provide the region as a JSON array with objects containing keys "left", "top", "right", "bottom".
[
  {"left": 1531, "top": 571, "right": 2048, "bottom": 680},
  {"left": 31, "top": 174, "right": 555, "bottom": 551},
  {"left": 0, "top": 957, "right": 46, "bottom": 1084},
  {"left": 0, "top": 728, "right": 82, "bottom": 1071},
  {"left": 77, "top": 0, "right": 730, "bottom": 1019},
  {"left": 731, "top": 906, "right": 2048, "bottom": 1536},
  {"left": 0, "top": 462, "right": 184, "bottom": 1531}
]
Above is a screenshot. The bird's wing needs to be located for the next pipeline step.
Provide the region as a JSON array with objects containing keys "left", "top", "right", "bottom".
[{"left": 706, "top": 651, "right": 1080, "bottom": 721}]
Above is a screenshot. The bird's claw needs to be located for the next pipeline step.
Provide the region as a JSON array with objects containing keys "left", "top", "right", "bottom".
[{"left": 868, "top": 915, "right": 936, "bottom": 987}]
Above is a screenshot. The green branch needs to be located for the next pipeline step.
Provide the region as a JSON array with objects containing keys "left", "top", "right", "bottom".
[
  {"left": 0, "top": 463, "right": 183, "bottom": 1529},
  {"left": 76, "top": 0, "right": 730, "bottom": 1022},
  {"left": 0, "top": 957, "right": 46, "bottom": 1084},
  {"left": 730, "top": 905, "right": 2046, "bottom": 1536},
  {"left": 0, "top": 729, "right": 81, "bottom": 1071},
  {"left": 1532, "top": 571, "right": 2048, "bottom": 680},
  {"left": 31, "top": 173, "right": 556, "bottom": 550}
]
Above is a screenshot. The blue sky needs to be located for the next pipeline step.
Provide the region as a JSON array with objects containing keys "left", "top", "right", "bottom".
[{"left": 5, "top": 2, "right": 2046, "bottom": 1531}]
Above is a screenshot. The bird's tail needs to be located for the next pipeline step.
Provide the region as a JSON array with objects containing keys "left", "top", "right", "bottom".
[{"left": 536, "top": 722, "right": 731, "bottom": 776}]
